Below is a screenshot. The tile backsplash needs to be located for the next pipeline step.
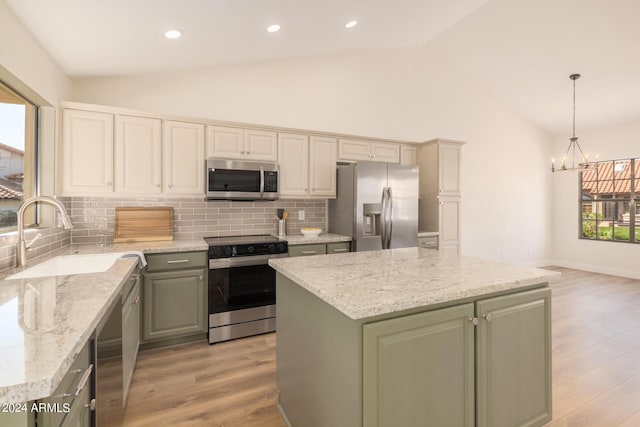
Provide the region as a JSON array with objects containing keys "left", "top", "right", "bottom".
[{"left": 63, "top": 196, "right": 327, "bottom": 245}]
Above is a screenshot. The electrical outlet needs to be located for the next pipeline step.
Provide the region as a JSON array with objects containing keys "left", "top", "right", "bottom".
[{"left": 298, "top": 210, "right": 305, "bottom": 221}]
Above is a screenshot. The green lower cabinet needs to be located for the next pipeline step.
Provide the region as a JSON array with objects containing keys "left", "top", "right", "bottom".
[
  {"left": 476, "top": 287, "right": 552, "bottom": 427},
  {"left": 363, "top": 304, "right": 476, "bottom": 427},
  {"left": 362, "top": 288, "right": 551, "bottom": 427},
  {"left": 288, "top": 241, "right": 351, "bottom": 257},
  {"left": 142, "top": 268, "right": 207, "bottom": 342},
  {"left": 60, "top": 385, "right": 90, "bottom": 427}
]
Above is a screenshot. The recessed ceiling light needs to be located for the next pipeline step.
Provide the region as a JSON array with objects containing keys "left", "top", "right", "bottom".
[
  {"left": 267, "top": 24, "right": 281, "bottom": 33},
  {"left": 345, "top": 20, "right": 358, "bottom": 29},
  {"left": 164, "top": 29, "right": 182, "bottom": 39}
]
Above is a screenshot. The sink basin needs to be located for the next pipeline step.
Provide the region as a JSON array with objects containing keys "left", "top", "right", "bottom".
[{"left": 6, "top": 252, "right": 125, "bottom": 280}]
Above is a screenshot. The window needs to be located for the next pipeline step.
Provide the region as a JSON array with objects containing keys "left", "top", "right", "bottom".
[
  {"left": 580, "top": 158, "right": 638, "bottom": 243},
  {"left": 0, "top": 80, "right": 37, "bottom": 232}
]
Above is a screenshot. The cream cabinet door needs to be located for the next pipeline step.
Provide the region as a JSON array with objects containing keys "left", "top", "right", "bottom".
[
  {"left": 206, "top": 125, "right": 245, "bottom": 159},
  {"left": 438, "top": 143, "right": 461, "bottom": 196},
  {"left": 338, "top": 138, "right": 372, "bottom": 161},
  {"left": 438, "top": 197, "right": 460, "bottom": 255},
  {"left": 371, "top": 142, "right": 400, "bottom": 163},
  {"left": 278, "top": 133, "right": 309, "bottom": 197},
  {"left": 400, "top": 145, "right": 417, "bottom": 165},
  {"left": 163, "top": 121, "right": 205, "bottom": 195},
  {"left": 115, "top": 115, "right": 162, "bottom": 194},
  {"left": 309, "top": 136, "right": 337, "bottom": 197},
  {"left": 62, "top": 109, "right": 114, "bottom": 194},
  {"left": 245, "top": 129, "right": 277, "bottom": 161}
]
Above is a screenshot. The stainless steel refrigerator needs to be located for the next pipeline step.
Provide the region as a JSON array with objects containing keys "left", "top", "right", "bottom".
[{"left": 329, "top": 162, "right": 419, "bottom": 251}]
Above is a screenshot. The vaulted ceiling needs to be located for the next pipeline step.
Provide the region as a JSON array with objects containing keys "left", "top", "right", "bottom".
[{"left": 6, "top": 0, "right": 640, "bottom": 136}]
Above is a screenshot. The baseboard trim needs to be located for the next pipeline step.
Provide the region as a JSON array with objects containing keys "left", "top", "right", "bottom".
[
  {"left": 277, "top": 403, "right": 293, "bottom": 427},
  {"left": 548, "top": 260, "right": 640, "bottom": 280}
]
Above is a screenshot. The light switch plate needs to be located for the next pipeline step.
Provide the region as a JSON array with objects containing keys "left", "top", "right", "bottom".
[{"left": 298, "top": 210, "right": 305, "bottom": 221}]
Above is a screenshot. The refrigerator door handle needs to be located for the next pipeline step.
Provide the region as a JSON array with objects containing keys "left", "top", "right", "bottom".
[
  {"left": 386, "top": 187, "right": 393, "bottom": 248},
  {"left": 380, "top": 188, "right": 387, "bottom": 248}
]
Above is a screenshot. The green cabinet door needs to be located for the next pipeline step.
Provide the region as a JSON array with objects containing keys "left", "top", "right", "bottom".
[
  {"left": 122, "top": 278, "right": 141, "bottom": 403},
  {"left": 363, "top": 303, "right": 475, "bottom": 427},
  {"left": 60, "top": 385, "right": 90, "bottom": 427},
  {"left": 142, "top": 268, "right": 207, "bottom": 342},
  {"left": 476, "top": 288, "right": 552, "bottom": 427}
]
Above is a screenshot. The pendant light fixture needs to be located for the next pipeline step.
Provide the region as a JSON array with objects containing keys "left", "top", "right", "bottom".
[{"left": 551, "top": 74, "right": 597, "bottom": 172}]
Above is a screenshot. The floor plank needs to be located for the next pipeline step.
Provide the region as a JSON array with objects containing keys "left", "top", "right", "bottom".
[{"left": 123, "top": 266, "right": 640, "bottom": 426}]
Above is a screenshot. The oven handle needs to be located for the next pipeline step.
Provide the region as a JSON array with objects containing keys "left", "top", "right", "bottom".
[{"left": 209, "top": 253, "right": 288, "bottom": 269}]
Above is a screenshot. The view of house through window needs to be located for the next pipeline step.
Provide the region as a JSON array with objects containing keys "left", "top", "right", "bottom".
[
  {"left": 580, "top": 158, "right": 639, "bottom": 243},
  {"left": 0, "top": 81, "right": 37, "bottom": 232}
]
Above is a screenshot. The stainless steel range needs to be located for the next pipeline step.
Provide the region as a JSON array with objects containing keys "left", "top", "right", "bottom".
[{"left": 205, "top": 235, "right": 288, "bottom": 344}]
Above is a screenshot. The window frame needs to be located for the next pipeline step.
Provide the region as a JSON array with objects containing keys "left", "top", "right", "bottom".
[{"left": 579, "top": 158, "right": 638, "bottom": 244}]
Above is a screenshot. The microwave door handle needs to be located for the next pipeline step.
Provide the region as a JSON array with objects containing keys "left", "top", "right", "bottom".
[{"left": 259, "top": 165, "right": 265, "bottom": 197}]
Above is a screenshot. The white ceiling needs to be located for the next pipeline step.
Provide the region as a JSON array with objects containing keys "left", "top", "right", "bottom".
[
  {"left": 4, "top": 0, "right": 488, "bottom": 76},
  {"left": 6, "top": 0, "right": 640, "bottom": 136}
]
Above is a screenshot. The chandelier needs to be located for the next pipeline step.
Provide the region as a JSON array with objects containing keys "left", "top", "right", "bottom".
[{"left": 551, "top": 74, "right": 597, "bottom": 172}]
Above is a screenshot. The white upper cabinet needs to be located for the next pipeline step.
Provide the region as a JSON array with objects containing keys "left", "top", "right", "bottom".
[
  {"left": 338, "top": 138, "right": 400, "bottom": 163},
  {"left": 244, "top": 129, "right": 278, "bottom": 161},
  {"left": 115, "top": 115, "right": 162, "bottom": 194},
  {"left": 438, "top": 143, "right": 461, "bottom": 196},
  {"left": 207, "top": 126, "right": 277, "bottom": 161},
  {"left": 62, "top": 109, "right": 114, "bottom": 194},
  {"left": 163, "top": 121, "right": 205, "bottom": 195},
  {"left": 278, "top": 134, "right": 337, "bottom": 198},
  {"left": 206, "top": 126, "right": 244, "bottom": 159},
  {"left": 309, "top": 136, "right": 337, "bottom": 197},
  {"left": 278, "top": 133, "right": 309, "bottom": 197},
  {"left": 400, "top": 145, "right": 417, "bottom": 166}
]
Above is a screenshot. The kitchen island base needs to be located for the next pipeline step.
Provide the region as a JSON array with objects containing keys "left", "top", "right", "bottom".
[{"left": 276, "top": 272, "right": 551, "bottom": 427}]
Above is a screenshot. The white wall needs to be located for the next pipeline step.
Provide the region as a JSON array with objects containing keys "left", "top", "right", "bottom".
[
  {"left": 552, "top": 121, "right": 640, "bottom": 278},
  {"left": 0, "top": 0, "right": 71, "bottom": 106},
  {"left": 71, "top": 44, "right": 554, "bottom": 265}
]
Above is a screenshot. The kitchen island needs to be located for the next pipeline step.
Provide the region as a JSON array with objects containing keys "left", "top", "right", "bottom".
[{"left": 269, "top": 247, "right": 560, "bottom": 427}]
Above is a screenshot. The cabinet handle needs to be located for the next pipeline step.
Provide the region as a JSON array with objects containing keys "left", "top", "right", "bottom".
[
  {"left": 85, "top": 398, "right": 96, "bottom": 411},
  {"left": 468, "top": 317, "right": 478, "bottom": 326},
  {"left": 482, "top": 314, "right": 492, "bottom": 322},
  {"left": 168, "top": 184, "right": 173, "bottom": 189},
  {"left": 247, "top": 151, "right": 250, "bottom": 155},
  {"left": 106, "top": 182, "right": 112, "bottom": 187},
  {"left": 133, "top": 295, "right": 140, "bottom": 305},
  {"left": 155, "top": 183, "right": 160, "bottom": 187},
  {"left": 332, "top": 248, "right": 348, "bottom": 252},
  {"left": 74, "top": 364, "right": 93, "bottom": 397},
  {"left": 305, "top": 188, "right": 308, "bottom": 191},
  {"left": 167, "top": 259, "right": 189, "bottom": 264},
  {"left": 241, "top": 151, "right": 245, "bottom": 154},
  {"left": 199, "top": 276, "right": 204, "bottom": 280},
  {"left": 301, "top": 250, "right": 317, "bottom": 254}
]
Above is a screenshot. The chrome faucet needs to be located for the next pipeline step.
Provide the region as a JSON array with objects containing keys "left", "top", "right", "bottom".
[{"left": 16, "top": 196, "right": 73, "bottom": 267}]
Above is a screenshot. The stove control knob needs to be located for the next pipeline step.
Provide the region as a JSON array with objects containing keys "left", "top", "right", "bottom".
[
  {"left": 247, "top": 246, "right": 255, "bottom": 254},
  {"left": 277, "top": 243, "right": 286, "bottom": 253},
  {"left": 223, "top": 246, "right": 232, "bottom": 256},
  {"left": 268, "top": 244, "right": 276, "bottom": 253},
  {"left": 211, "top": 247, "right": 222, "bottom": 257}
]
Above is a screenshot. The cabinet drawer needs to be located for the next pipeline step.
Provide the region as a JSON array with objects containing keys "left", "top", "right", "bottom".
[
  {"left": 145, "top": 251, "right": 207, "bottom": 272},
  {"left": 288, "top": 244, "right": 327, "bottom": 257},
  {"left": 327, "top": 242, "right": 350, "bottom": 254},
  {"left": 418, "top": 236, "right": 438, "bottom": 249},
  {"left": 39, "top": 341, "right": 92, "bottom": 427}
]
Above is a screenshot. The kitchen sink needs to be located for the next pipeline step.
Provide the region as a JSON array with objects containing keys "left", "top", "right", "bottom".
[{"left": 6, "top": 252, "right": 125, "bottom": 280}]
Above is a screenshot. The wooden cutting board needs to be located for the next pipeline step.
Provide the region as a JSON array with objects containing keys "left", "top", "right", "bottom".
[{"left": 114, "top": 207, "right": 174, "bottom": 243}]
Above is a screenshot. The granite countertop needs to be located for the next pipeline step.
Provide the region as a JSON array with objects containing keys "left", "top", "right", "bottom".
[
  {"left": 269, "top": 247, "right": 561, "bottom": 320},
  {"left": 417, "top": 231, "right": 439, "bottom": 237},
  {"left": 284, "top": 233, "right": 352, "bottom": 245},
  {"left": 0, "top": 239, "right": 208, "bottom": 404}
]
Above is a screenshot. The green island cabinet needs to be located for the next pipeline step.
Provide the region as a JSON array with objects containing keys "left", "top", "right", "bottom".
[
  {"left": 141, "top": 251, "right": 208, "bottom": 348},
  {"left": 277, "top": 273, "right": 551, "bottom": 427},
  {"left": 122, "top": 272, "right": 141, "bottom": 403},
  {"left": 288, "top": 241, "right": 351, "bottom": 257}
]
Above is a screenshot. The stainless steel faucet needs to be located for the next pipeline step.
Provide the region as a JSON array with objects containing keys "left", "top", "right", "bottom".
[{"left": 16, "top": 196, "right": 73, "bottom": 267}]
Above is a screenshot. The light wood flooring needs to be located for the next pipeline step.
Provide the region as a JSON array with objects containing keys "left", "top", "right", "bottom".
[{"left": 123, "top": 267, "right": 640, "bottom": 426}]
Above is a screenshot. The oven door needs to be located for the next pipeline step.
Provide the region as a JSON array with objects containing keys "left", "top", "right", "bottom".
[{"left": 209, "top": 262, "right": 276, "bottom": 314}]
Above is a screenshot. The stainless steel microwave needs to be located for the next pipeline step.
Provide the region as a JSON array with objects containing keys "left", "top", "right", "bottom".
[{"left": 206, "top": 159, "right": 279, "bottom": 200}]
